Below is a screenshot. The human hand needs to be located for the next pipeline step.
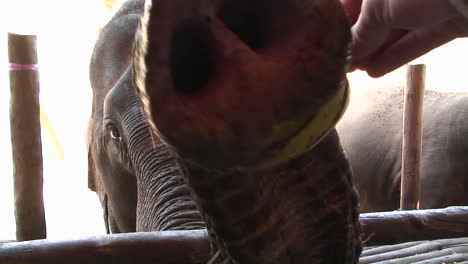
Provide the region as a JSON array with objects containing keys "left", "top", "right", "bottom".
[{"left": 343, "top": 0, "right": 468, "bottom": 77}]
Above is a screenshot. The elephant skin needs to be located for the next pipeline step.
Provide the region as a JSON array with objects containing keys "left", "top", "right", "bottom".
[
  {"left": 89, "top": 0, "right": 362, "bottom": 263},
  {"left": 337, "top": 86, "right": 468, "bottom": 213}
]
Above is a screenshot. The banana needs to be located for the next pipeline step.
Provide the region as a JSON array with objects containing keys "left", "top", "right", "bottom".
[{"left": 258, "top": 79, "right": 350, "bottom": 169}]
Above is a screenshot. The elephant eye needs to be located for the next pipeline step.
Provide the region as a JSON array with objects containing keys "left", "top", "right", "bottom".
[
  {"left": 110, "top": 129, "right": 121, "bottom": 141},
  {"left": 103, "top": 119, "right": 122, "bottom": 142}
]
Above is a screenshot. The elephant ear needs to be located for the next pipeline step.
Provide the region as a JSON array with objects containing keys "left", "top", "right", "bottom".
[
  {"left": 87, "top": 118, "right": 111, "bottom": 233},
  {"left": 87, "top": 117, "right": 99, "bottom": 193},
  {"left": 86, "top": 118, "right": 106, "bottom": 209},
  {"left": 87, "top": 145, "right": 98, "bottom": 193}
]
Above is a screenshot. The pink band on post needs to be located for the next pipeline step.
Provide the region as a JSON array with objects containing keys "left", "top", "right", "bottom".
[{"left": 9, "top": 63, "right": 39, "bottom": 71}]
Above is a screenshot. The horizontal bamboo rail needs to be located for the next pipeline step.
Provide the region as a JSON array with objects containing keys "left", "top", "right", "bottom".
[
  {"left": 0, "top": 230, "right": 211, "bottom": 264},
  {"left": 360, "top": 237, "right": 468, "bottom": 264},
  {"left": 0, "top": 207, "right": 467, "bottom": 263},
  {"left": 360, "top": 206, "right": 468, "bottom": 246}
]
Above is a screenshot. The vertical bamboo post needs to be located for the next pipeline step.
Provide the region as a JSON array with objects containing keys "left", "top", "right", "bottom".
[
  {"left": 400, "top": 64, "right": 426, "bottom": 210},
  {"left": 8, "top": 33, "right": 47, "bottom": 241}
]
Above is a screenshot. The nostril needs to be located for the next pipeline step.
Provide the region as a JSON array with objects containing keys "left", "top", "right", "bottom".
[
  {"left": 218, "top": 1, "right": 268, "bottom": 50},
  {"left": 170, "top": 19, "right": 216, "bottom": 94}
]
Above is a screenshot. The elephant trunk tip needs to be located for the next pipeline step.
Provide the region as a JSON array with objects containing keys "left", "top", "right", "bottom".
[
  {"left": 167, "top": 0, "right": 279, "bottom": 95},
  {"left": 170, "top": 18, "right": 217, "bottom": 94},
  {"left": 135, "top": 0, "right": 351, "bottom": 170}
]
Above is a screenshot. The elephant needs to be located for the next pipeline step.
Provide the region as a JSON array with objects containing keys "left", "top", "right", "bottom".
[
  {"left": 87, "top": 0, "right": 205, "bottom": 233},
  {"left": 337, "top": 86, "right": 468, "bottom": 213},
  {"left": 88, "top": 0, "right": 362, "bottom": 263}
]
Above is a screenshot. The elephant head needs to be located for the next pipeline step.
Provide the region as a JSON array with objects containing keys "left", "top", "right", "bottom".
[
  {"left": 88, "top": 0, "right": 205, "bottom": 233},
  {"left": 89, "top": 0, "right": 362, "bottom": 263}
]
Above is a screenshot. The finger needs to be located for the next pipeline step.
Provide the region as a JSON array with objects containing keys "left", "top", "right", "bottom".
[
  {"left": 350, "top": 17, "right": 390, "bottom": 64},
  {"left": 364, "top": 19, "right": 463, "bottom": 77},
  {"left": 349, "top": 28, "right": 407, "bottom": 72}
]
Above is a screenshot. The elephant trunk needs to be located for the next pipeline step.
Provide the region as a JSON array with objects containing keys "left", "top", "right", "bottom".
[
  {"left": 178, "top": 131, "right": 362, "bottom": 263},
  {"left": 124, "top": 108, "right": 205, "bottom": 231},
  {"left": 133, "top": 0, "right": 361, "bottom": 262}
]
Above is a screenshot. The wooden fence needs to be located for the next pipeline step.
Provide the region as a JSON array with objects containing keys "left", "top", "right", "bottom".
[{"left": 0, "top": 207, "right": 467, "bottom": 263}]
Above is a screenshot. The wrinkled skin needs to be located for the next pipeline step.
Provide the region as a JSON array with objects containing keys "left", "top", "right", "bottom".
[
  {"left": 89, "top": 0, "right": 362, "bottom": 263},
  {"left": 337, "top": 86, "right": 468, "bottom": 212},
  {"left": 88, "top": 0, "right": 205, "bottom": 232}
]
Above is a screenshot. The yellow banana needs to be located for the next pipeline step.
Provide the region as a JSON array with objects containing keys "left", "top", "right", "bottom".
[{"left": 258, "top": 79, "right": 349, "bottom": 169}]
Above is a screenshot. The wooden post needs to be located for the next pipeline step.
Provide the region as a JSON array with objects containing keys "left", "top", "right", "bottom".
[
  {"left": 400, "top": 64, "right": 425, "bottom": 210},
  {"left": 8, "top": 33, "right": 47, "bottom": 241}
]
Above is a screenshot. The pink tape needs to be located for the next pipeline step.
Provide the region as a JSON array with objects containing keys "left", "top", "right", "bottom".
[{"left": 9, "top": 63, "right": 38, "bottom": 71}]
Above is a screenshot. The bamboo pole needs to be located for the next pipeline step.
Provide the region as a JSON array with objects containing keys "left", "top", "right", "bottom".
[
  {"left": 411, "top": 253, "right": 468, "bottom": 264},
  {"left": 400, "top": 64, "right": 426, "bottom": 210},
  {"left": 8, "top": 33, "right": 47, "bottom": 241},
  {"left": 359, "top": 237, "right": 468, "bottom": 264},
  {"left": 360, "top": 241, "right": 427, "bottom": 257},
  {"left": 360, "top": 206, "right": 468, "bottom": 246},
  {"left": 0, "top": 230, "right": 211, "bottom": 264}
]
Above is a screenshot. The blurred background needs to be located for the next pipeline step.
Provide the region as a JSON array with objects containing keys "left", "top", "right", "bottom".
[
  {"left": 0, "top": 0, "right": 126, "bottom": 239},
  {"left": 0, "top": 0, "right": 467, "bottom": 240}
]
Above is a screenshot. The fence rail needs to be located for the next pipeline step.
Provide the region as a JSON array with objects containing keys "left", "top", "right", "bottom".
[{"left": 1, "top": 207, "right": 467, "bottom": 264}]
